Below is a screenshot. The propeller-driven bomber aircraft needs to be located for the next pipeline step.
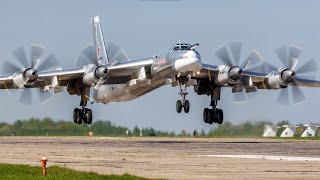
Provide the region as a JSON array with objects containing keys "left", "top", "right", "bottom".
[{"left": 1, "top": 16, "right": 319, "bottom": 125}]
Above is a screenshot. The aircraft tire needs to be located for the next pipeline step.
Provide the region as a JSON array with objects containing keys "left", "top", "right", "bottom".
[
  {"left": 176, "top": 100, "right": 183, "bottom": 113},
  {"left": 75, "top": 109, "right": 83, "bottom": 124},
  {"left": 73, "top": 108, "right": 79, "bottom": 123},
  {"left": 203, "top": 108, "right": 209, "bottom": 123},
  {"left": 208, "top": 109, "right": 214, "bottom": 124},
  {"left": 184, "top": 100, "right": 190, "bottom": 113},
  {"left": 86, "top": 109, "right": 93, "bottom": 124},
  {"left": 217, "top": 109, "right": 224, "bottom": 124},
  {"left": 82, "top": 108, "right": 88, "bottom": 124}
]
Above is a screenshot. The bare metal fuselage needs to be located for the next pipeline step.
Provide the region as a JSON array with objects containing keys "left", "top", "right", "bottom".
[{"left": 93, "top": 48, "right": 202, "bottom": 103}]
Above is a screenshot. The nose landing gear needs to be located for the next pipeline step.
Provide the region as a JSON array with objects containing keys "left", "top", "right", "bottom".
[{"left": 176, "top": 77, "right": 190, "bottom": 113}]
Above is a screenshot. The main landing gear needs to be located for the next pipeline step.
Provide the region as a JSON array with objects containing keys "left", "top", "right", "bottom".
[
  {"left": 176, "top": 77, "right": 190, "bottom": 113},
  {"left": 203, "top": 94, "right": 224, "bottom": 125},
  {"left": 73, "top": 100, "right": 93, "bottom": 124}
]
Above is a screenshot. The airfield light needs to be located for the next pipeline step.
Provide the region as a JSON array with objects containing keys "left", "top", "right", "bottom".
[{"left": 40, "top": 157, "right": 48, "bottom": 175}]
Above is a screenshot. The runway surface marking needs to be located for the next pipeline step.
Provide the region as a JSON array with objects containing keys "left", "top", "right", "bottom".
[{"left": 198, "top": 154, "right": 320, "bottom": 161}]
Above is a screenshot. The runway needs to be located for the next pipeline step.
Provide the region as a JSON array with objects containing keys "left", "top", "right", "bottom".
[{"left": 0, "top": 137, "right": 319, "bottom": 179}]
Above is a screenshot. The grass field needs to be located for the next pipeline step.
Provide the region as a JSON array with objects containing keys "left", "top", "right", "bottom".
[{"left": 0, "top": 163, "right": 155, "bottom": 180}]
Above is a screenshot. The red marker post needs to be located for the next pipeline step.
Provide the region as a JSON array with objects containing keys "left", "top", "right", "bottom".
[{"left": 40, "top": 157, "right": 48, "bottom": 175}]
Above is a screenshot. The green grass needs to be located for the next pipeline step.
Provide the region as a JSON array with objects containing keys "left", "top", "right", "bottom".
[{"left": 0, "top": 163, "right": 156, "bottom": 180}]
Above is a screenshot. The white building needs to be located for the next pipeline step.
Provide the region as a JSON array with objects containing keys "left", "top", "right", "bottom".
[
  {"left": 280, "top": 125, "right": 297, "bottom": 137},
  {"left": 301, "top": 125, "right": 319, "bottom": 137},
  {"left": 263, "top": 125, "right": 278, "bottom": 137}
]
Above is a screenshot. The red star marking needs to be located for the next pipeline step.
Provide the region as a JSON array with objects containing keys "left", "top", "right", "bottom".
[
  {"left": 159, "top": 59, "right": 166, "bottom": 65},
  {"left": 97, "top": 47, "right": 100, "bottom": 55}
]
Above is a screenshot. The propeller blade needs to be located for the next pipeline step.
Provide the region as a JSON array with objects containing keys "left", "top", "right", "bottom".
[
  {"left": 19, "top": 89, "right": 32, "bottom": 104},
  {"left": 76, "top": 53, "right": 93, "bottom": 66},
  {"left": 14, "top": 77, "right": 29, "bottom": 89},
  {"left": 277, "top": 88, "right": 289, "bottom": 105},
  {"left": 31, "top": 44, "right": 45, "bottom": 69},
  {"left": 215, "top": 45, "right": 234, "bottom": 66},
  {"left": 229, "top": 42, "right": 242, "bottom": 66},
  {"left": 291, "top": 86, "right": 306, "bottom": 105},
  {"left": 12, "top": 46, "right": 29, "bottom": 67},
  {"left": 242, "top": 50, "right": 263, "bottom": 69},
  {"left": 107, "top": 42, "right": 129, "bottom": 63},
  {"left": 232, "top": 91, "right": 247, "bottom": 103},
  {"left": 93, "top": 77, "right": 105, "bottom": 90},
  {"left": 38, "top": 91, "right": 52, "bottom": 103},
  {"left": 81, "top": 44, "right": 96, "bottom": 64},
  {"left": 288, "top": 45, "right": 302, "bottom": 60},
  {"left": 37, "top": 54, "right": 58, "bottom": 71},
  {"left": 289, "top": 57, "right": 299, "bottom": 70},
  {"left": 295, "top": 59, "right": 318, "bottom": 74},
  {"left": 275, "top": 46, "right": 288, "bottom": 67},
  {"left": 2, "top": 61, "right": 20, "bottom": 74}
]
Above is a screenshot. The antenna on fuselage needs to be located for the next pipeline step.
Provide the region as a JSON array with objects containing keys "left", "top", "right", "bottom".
[{"left": 190, "top": 43, "right": 199, "bottom": 50}]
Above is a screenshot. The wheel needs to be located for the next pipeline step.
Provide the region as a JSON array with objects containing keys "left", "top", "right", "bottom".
[
  {"left": 73, "top": 108, "right": 79, "bottom": 123},
  {"left": 183, "top": 100, "right": 190, "bottom": 113},
  {"left": 176, "top": 100, "right": 182, "bottom": 113},
  {"left": 76, "top": 109, "right": 83, "bottom": 124},
  {"left": 208, "top": 109, "right": 215, "bottom": 124},
  {"left": 74, "top": 108, "right": 82, "bottom": 124},
  {"left": 86, "top": 109, "right": 93, "bottom": 124},
  {"left": 217, "top": 109, "right": 224, "bottom": 124},
  {"left": 203, "top": 108, "right": 209, "bottom": 123},
  {"left": 82, "top": 108, "right": 88, "bottom": 124}
]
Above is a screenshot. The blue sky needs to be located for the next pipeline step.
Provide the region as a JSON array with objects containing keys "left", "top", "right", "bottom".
[{"left": 0, "top": 0, "right": 319, "bottom": 133}]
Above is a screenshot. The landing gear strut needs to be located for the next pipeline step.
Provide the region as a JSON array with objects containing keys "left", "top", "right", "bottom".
[
  {"left": 203, "top": 92, "right": 224, "bottom": 124},
  {"left": 176, "top": 77, "right": 190, "bottom": 113},
  {"left": 73, "top": 92, "right": 93, "bottom": 124}
]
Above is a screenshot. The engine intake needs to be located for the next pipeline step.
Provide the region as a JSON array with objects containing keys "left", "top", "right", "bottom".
[
  {"left": 83, "top": 64, "right": 109, "bottom": 86},
  {"left": 216, "top": 65, "right": 243, "bottom": 86},
  {"left": 267, "top": 68, "right": 296, "bottom": 89}
]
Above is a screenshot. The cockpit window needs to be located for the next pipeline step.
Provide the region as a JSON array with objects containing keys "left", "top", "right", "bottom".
[{"left": 172, "top": 43, "right": 191, "bottom": 51}]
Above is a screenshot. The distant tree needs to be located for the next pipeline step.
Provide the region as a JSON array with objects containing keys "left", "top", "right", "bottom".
[
  {"left": 180, "top": 130, "right": 186, "bottom": 136},
  {"left": 200, "top": 129, "right": 206, "bottom": 136},
  {"left": 133, "top": 125, "right": 140, "bottom": 136},
  {"left": 0, "top": 123, "right": 12, "bottom": 136}
]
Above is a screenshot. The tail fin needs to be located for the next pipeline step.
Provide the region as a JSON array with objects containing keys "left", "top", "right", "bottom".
[{"left": 92, "top": 16, "right": 109, "bottom": 65}]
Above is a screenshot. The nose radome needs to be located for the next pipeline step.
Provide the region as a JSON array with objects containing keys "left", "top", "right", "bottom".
[{"left": 185, "top": 50, "right": 199, "bottom": 59}]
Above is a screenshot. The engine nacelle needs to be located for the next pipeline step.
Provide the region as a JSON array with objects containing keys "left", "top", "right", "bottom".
[
  {"left": 12, "top": 67, "right": 38, "bottom": 88},
  {"left": 266, "top": 68, "right": 295, "bottom": 89},
  {"left": 215, "top": 65, "right": 243, "bottom": 86},
  {"left": 82, "top": 64, "right": 109, "bottom": 86}
]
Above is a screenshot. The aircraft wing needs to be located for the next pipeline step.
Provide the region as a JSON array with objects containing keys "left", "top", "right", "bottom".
[
  {"left": 243, "top": 70, "right": 320, "bottom": 88},
  {"left": 193, "top": 66, "right": 320, "bottom": 89},
  {"left": 0, "top": 58, "right": 155, "bottom": 89},
  {"left": 192, "top": 63, "right": 219, "bottom": 79},
  {"left": 292, "top": 78, "right": 320, "bottom": 88}
]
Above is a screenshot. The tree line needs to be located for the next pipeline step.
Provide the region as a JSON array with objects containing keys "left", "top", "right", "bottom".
[
  {"left": 0, "top": 118, "right": 175, "bottom": 136},
  {"left": 0, "top": 118, "right": 317, "bottom": 137}
]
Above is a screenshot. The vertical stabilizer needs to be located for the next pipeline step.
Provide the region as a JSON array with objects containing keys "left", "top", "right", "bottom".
[{"left": 92, "top": 16, "right": 109, "bottom": 65}]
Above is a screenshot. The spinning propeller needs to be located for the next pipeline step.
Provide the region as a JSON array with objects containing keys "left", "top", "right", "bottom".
[
  {"left": 268, "top": 45, "right": 317, "bottom": 105},
  {"left": 215, "top": 42, "right": 263, "bottom": 103},
  {"left": 75, "top": 42, "right": 128, "bottom": 90},
  {"left": 2, "top": 44, "right": 58, "bottom": 104},
  {"left": 75, "top": 42, "right": 129, "bottom": 67}
]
